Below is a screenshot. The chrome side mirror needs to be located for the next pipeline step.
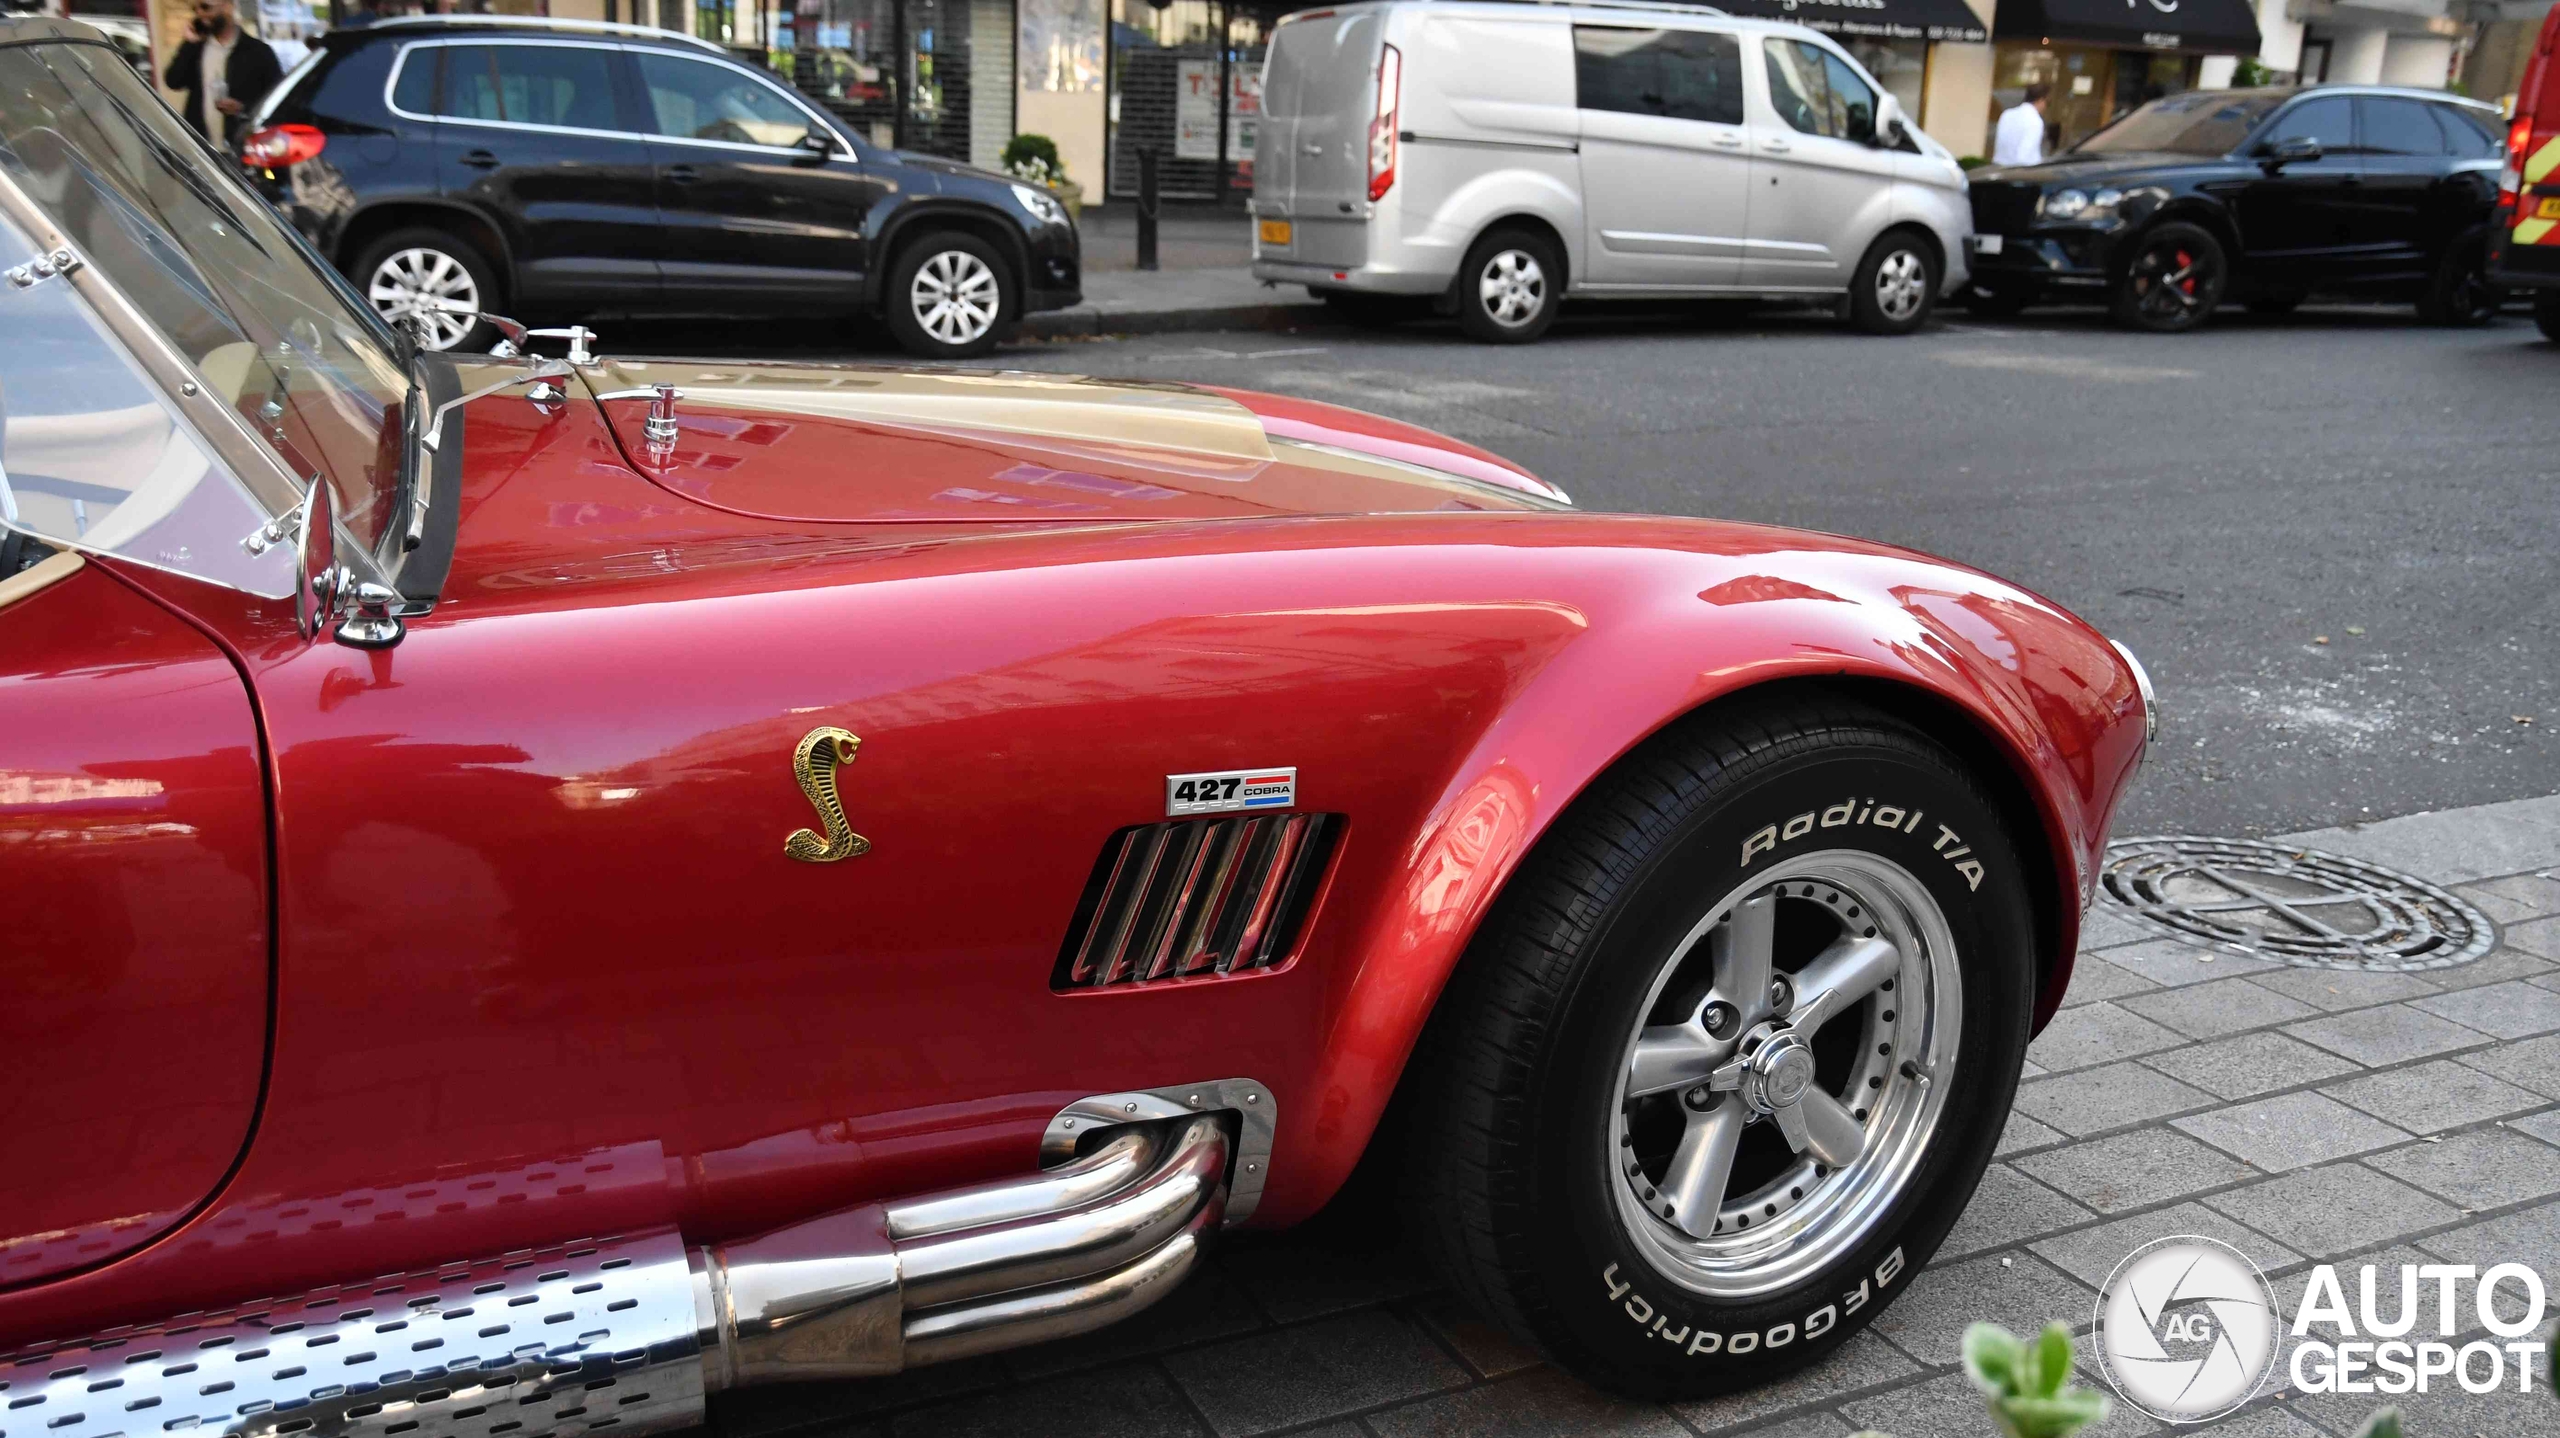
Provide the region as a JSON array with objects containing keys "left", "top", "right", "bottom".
[
  {"left": 294, "top": 473, "right": 338, "bottom": 641},
  {"left": 2263, "top": 136, "right": 2321, "bottom": 167}
]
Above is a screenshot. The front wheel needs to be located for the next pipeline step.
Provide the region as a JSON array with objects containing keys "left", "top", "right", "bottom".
[
  {"left": 1454, "top": 227, "right": 1563, "bottom": 343},
  {"left": 886, "top": 232, "right": 1014, "bottom": 359},
  {"left": 1401, "top": 697, "right": 2035, "bottom": 1398},
  {"left": 2537, "top": 290, "right": 2560, "bottom": 343},
  {"left": 2110, "top": 221, "right": 2227, "bottom": 333},
  {"left": 1847, "top": 232, "right": 1939, "bottom": 335},
  {"left": 2416, "top": 228, "right": 2503, "bottom": 326}
]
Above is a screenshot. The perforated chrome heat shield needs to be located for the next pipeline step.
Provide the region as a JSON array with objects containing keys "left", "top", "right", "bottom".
[{"left": 0, "top": 1231, "right": 705, "bottom": 1438}]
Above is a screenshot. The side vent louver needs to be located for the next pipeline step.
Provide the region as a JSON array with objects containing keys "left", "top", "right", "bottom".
[{"left": 1056, "top": 813, "right": 1341, "bottom": 989}]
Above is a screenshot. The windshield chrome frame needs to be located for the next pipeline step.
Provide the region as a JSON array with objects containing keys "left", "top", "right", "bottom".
[{"left": 0, "top": 155, "right": 399, "bottom": 597}]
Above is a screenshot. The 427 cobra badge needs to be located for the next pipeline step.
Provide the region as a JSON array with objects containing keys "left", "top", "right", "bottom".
[{"left": 1166, "top": 767, "right": 1296, "bottom": 817}]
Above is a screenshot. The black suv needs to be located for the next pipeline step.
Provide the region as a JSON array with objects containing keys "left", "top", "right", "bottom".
[
  {"left": 243, "top": 16, "right": 1079, "bottom": 358},
  {"left": 1964, "top": 86, "right": 2507, "bottom": 332}
]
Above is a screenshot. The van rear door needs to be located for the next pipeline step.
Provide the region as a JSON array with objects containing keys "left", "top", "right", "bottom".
[{"left": 1257, "top": 8, "right": 1382, "bottom": 266}]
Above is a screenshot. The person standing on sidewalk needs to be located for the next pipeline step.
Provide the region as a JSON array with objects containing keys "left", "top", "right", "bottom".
[
  {"left": 1993, "top": 82, "right": 2051, "bottom": 166},
  {"left": 162, "top": 0, "right": 280, "bottom": 151}
]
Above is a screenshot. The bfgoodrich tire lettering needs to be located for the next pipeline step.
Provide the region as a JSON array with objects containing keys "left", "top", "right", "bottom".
[{"left": 1401, "top": 695, "right": 2035, "bottom": 1397}]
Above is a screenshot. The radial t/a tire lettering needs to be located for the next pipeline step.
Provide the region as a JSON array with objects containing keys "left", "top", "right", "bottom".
[{"left": 1400, "top": 695, "right": 2036, "bottom": 1398}]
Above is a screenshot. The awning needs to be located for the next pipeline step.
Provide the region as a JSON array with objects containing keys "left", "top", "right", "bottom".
[
  {"left": 1993, "top": 0, "right": 2261, "bottom": 52},
  {"left": 1712, "top": 0, "right": 1989, "bottom": 45}
]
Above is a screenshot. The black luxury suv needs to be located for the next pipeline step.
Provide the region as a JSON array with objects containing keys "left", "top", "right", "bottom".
[
  {"left": 242, "top": 16, "right": 1080, "bottom": 358},
  {"left": 1964, "top": 85, "right": 2508, "bottom": 332}
]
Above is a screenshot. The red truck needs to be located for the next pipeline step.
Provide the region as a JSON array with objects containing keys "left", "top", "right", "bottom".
[{"left": 2490, "top": 0, "right": 2560, "bottom": 339}]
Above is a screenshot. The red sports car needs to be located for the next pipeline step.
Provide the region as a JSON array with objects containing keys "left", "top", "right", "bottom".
[{"left": 0, "top": 17, "right": 2151, "bottom": 1432}]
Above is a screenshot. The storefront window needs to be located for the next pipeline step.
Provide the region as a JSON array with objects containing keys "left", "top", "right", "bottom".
[
  {"left": 770, "top": 0, "right": 975, "bottom": 156},
  {"left": 1105, "top": 0, "right": 1269, "bottom": 199},
  {"left": 1992, "top": 43, "right": 2199, "bottom": 150},
  {"left": 1845, "top": 37, "right": 1926, "bottom": 128}
]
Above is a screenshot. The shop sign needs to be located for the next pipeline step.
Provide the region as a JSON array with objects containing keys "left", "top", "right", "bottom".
[{"left": 1175, "top": 59, "right": 1259, "bottom": 162}]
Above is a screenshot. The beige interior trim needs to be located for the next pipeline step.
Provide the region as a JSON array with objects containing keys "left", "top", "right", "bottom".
[{"left": 0, "top": 550, "right": 85, "bottom": 612}]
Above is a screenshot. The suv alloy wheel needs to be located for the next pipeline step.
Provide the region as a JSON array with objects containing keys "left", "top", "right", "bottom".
[
  {"left": 356, "top": 228, "right": 498, "bottom": 353},
  {"left": 887, "top": 232, "right": 1014, "bottom": 360}
]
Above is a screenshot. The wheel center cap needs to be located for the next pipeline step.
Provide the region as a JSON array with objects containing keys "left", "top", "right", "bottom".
[{"left": 1743, "top": 1031, "right": 1816, "bottom": 1114}]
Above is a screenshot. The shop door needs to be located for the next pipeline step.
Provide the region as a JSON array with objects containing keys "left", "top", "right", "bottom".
[{"left": 1574, "top": 24, "right": 1754, "bottom": 287}]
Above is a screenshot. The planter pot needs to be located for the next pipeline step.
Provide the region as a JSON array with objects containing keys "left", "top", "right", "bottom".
[{"left": 1049, "top": 179, "right": 1084, "bottom": 221}]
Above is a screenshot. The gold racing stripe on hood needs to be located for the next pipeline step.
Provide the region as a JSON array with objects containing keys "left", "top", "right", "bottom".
[{"left": 585, "top": 361, "right": 1278, "bottom": 466}]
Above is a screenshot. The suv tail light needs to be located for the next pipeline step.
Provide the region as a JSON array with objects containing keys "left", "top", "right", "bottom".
[
  {"left": 1366, "top": 43, "right": 1401, "bottom": 202},
  {"left": 241, "top": 123, "right": 325, "bottom": 169}
]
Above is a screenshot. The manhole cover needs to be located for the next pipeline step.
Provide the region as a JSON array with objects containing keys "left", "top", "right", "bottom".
[{"left": 2099, "top": 837, "right": 2497, "bottom": 972}]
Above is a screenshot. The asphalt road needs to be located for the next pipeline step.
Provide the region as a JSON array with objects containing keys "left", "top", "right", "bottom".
[{"left": 618, "top": 300, "right": 2558, "bottom": 840}]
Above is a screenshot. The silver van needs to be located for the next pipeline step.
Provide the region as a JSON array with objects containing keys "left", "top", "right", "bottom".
[{"left": 1250, "top": 0, "right": 1973, "bottom": 341}]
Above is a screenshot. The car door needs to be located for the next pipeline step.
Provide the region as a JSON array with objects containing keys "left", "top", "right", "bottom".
[
  {"left": 430, "top": 39, "right": 666, "bottom": 308},
  {"left": 2351, "top": 95, "right": 2453, "bottom": 276},
  {"left": 0, "top": 557, "right": 270, "bottom": 1286},
  {"left": 1571, "top": 23, "right": 1753, "bottom": 288},
  {"left": 2231, "top": 94, "right": 2362, "bottom": 278},
  {"left": 631, "top": 49, "right": 888, "bottom": 313},
  {"left": 1740, "top": 37, "right": 1896, "bottom": 290}
]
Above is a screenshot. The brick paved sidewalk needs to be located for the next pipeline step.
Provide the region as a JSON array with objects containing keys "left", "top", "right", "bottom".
[{"left": 705, "top": 795, "right": 2560, "bottom": 1438}]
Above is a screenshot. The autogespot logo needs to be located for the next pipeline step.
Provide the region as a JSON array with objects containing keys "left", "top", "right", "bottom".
[{"left": 2094, "top": 1236, "right": 2283, "bottom": 1423}]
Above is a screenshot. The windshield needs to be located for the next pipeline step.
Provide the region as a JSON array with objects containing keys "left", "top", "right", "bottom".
[
  {"left": 2073, "top": 90, "right": 2285, "bottom": 157},
  {"left": 0, "top": 35, "right": 413, "bottom": 597}
]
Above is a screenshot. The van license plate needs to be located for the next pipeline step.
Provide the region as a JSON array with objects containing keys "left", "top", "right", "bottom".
[
  {"left": 1973, "top": 234, "right": 2003, "bottom": 255},
  {"left": 1259, "top": 218, "right": 1293, "bottom": 246},
  {"left": 2538, "top": 197, "right": 2560, "bottom": 220}
]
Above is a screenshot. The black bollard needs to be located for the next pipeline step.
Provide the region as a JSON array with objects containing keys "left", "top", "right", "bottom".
[{"left": 1137, "top": 147, "right": 1160, "bottom": 272}]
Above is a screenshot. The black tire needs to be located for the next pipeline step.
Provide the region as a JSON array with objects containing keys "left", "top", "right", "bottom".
[
  {"left": 1846, "top": 230, "right": 1940, "bottom": 336},
  {"left": 2110, "top": 220, "right": 2227, "bottom": 333},
  {"left": 1454, "top": 227, "right": 1563, "bottom": 343},
  {"left": 1401, "top": 695, "right": 2036, "bottom": 1399},
  {"left": 1960, "top": 283, "right": 2031, "bottom": 318},
  {"left": 2416, "top": 228, "right": 2503, "bottom": 327},
  {"left": 884, "top": 231, "right": 1014, "bottom": 360},
  {"left": 2537, "top": 290, "right": 2560, "bottom": 344},
  {"left": 352, "top": 227, "right": 500, "bottom": 353},
  {"left": 1315, "top": 288, "right": 1426, "bottom": 329},
  {"left": 2245, "top": 294, "right": 2303, "bottom": 317}
]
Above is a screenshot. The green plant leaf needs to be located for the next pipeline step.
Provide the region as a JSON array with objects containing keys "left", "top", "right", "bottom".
[
  {"left": 2349, "top": 1408, "right": 2404, "bottom": 1438},
  {"left": 2027, "top": 1323, "right": 2075, "bottom": 1397},
  {"left": 1993, "top": 1389, "right": 2111, "bottom": 1438},
  {"left": 1964, "top": 1322, "right": 2024, "bottom": 1395}
]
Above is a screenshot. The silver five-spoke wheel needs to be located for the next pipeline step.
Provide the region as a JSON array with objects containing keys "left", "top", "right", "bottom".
[
  {"left": 1478, "top": 249, "right": 1547, "bottom": 329},
  {"left": 1608, "top": 851, "right": 1960, "bottom": 1298},
  {"left": 910, "top": 249, "right": 1002, "bottom": 348},
  {"left": 367, "top": 246, "right": 481, "bottom": 352},
  {"left": 1874, "top": 249, "right": 1927, "bottom": 324}
]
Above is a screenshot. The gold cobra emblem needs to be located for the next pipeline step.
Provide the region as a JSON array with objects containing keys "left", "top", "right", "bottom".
[{"left": 784, "top": 726, "right": 872, "bottom": 864}]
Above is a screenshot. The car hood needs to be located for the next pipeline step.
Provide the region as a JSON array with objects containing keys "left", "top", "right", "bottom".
[
  {"left": 573, "top": 358, "right": 1570, "bottom": 525},
  {"left": 1973, "top": 151, "right": 2221, "bottom": 186}
]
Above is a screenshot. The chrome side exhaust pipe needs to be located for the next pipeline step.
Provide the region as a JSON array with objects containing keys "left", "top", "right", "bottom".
[
  {"left": 2, "top": 1115, "right": 1231, "bottom": 1438},
  {"left": 695, "top": 1115, "right": 1228, "bottom": 1387}
]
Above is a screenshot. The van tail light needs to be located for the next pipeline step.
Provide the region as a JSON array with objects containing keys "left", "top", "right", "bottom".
[
  {"left": 241, "top": 123, "right": 325, "bottom": 169},
  {"left": 1366, "top": 43, "right": 1401, "bottom": 202}
]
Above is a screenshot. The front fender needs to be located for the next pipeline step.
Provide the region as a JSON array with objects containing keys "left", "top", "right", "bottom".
[{"left": 1261, "top": 527, "right": 2143, "bottom": 1226}]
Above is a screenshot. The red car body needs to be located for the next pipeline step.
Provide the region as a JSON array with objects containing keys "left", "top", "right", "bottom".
[{"left": 0, "top": 356, "right": 2145, "bottom": 1354}]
